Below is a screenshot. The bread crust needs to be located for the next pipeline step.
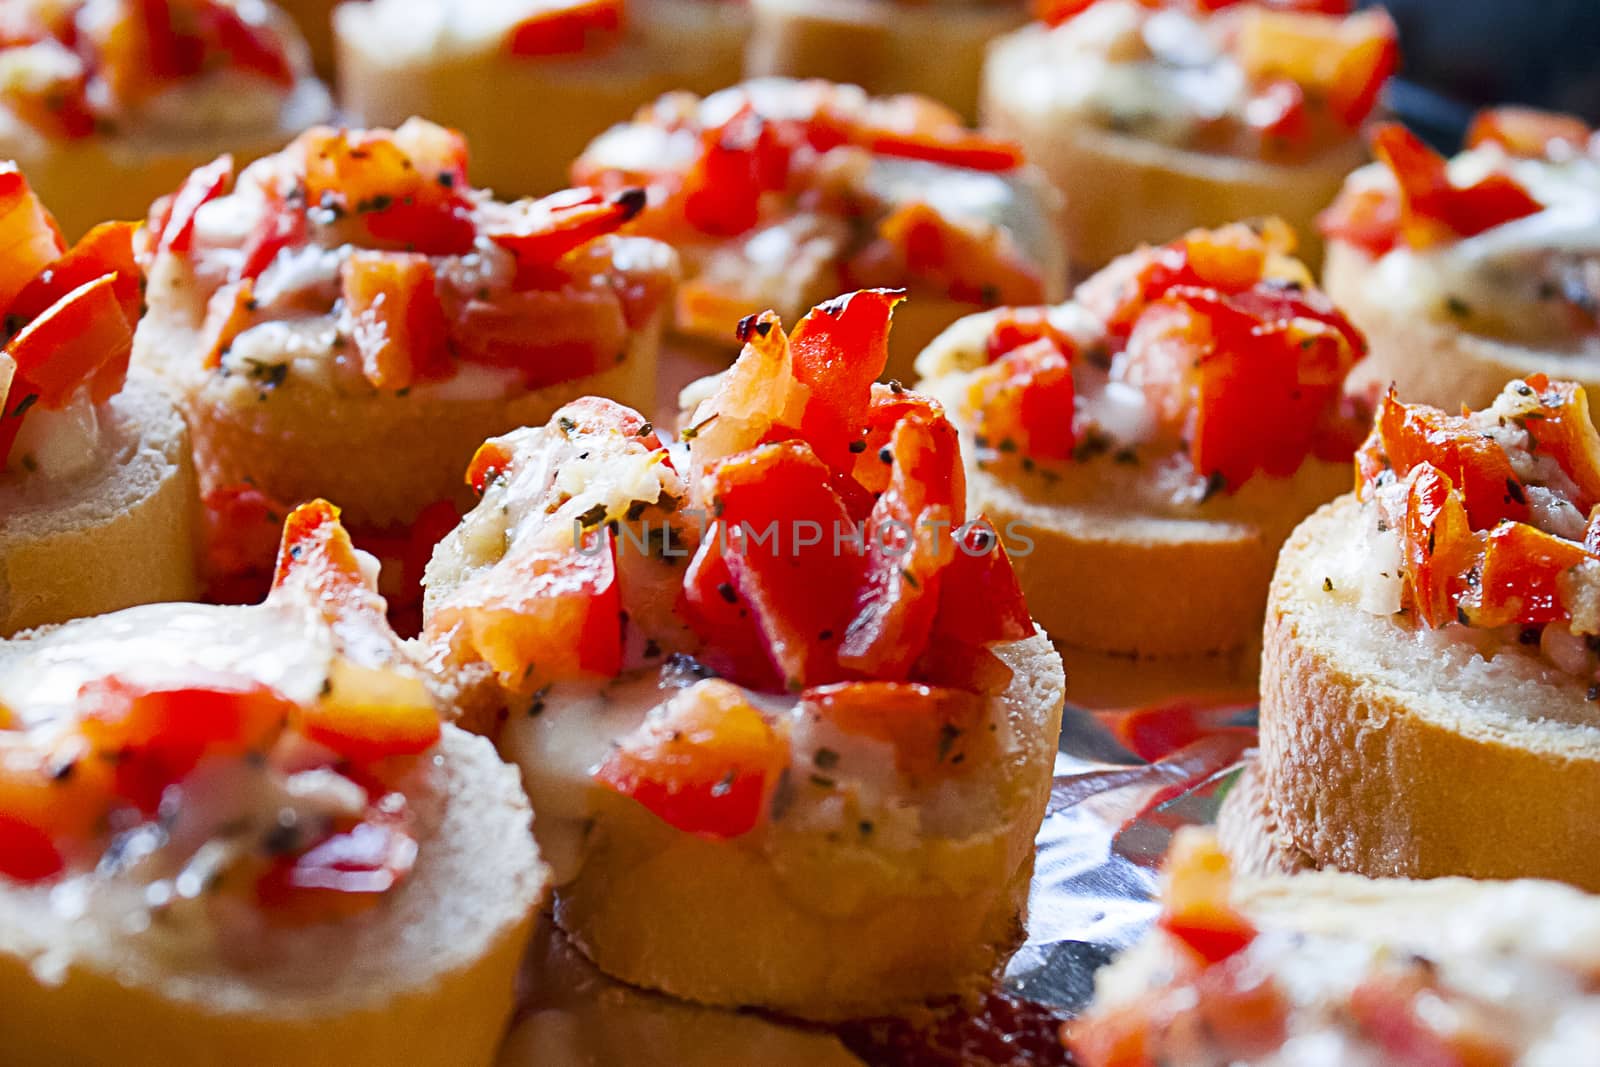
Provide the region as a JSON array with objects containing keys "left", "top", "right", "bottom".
[
  {"left": 746, "top": 0, "right": 1029, "bottom": 120},
  {"left": 335, "top": 3, "right": 746, "bottom": 199},
  {"left": 0, "top": 724, "right": 546, "bottom": 1067},
  {"left": 1326, "top": 241, "right": 1600, "bottom": 419},
  {"left": 532, "top": 631, "right": 1066, "bottom": 1020},
  {"left": 133, "top": 254, "right": 665, "bottom": 527},
  {"left": 1213, "top": 761, "right": 1316, "bottom": 879},
  {"left": 0, "top": 83, "right": 331, "bottom": 239},
  {"left": 0, "top": 374, "right": 199, "bottom": 636},
  {"left": 1259, "top": 495, "right": 1600, "bottom": 889},
  {"left": 981, "top": 27, "right": 1361, "bottom": 269}
]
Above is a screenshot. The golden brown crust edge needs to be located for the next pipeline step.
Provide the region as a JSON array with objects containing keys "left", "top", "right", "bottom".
[
  {"left": 0, "top": 375, "right": 200, "bottom": 636},
  {"left": 1259, "top": 496, "right": 1600, "bottom": 890},
  {"left": 551, "top": 630, "right": 1067, "bottom": 1021},
  {"left": 1326, "top": 242, "right": 1600, "bottom": 420}
]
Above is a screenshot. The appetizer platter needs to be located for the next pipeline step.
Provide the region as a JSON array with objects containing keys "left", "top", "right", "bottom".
[{"left": 5, "top": 0, "right": 1600, "bottom": 1062}]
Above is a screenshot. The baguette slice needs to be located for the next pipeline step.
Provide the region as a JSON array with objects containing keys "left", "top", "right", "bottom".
[
  {"left": 1327, "top": 241, "right": 1600, "bottom": 420},
  {"left": 982, "top": 25, "right": 1361, "bottom": 269},
  {"left": 1077, "top": 833, "right": 1600, "bottom": 1066},
  {"left": 511, "top": 631, "right": 1065, "bottom": 1021},
  {"left": 0, "top": 373, "right": 199, "bottom": 636},
  {"left": 335, "top": 0, "right": 746, "bottom": 199},
  {"left": 746, "top": 0, "right": 1028, "bottom": 120},
  {"left": 1258, "top": 494, "right": 1600, "bottom": 889}
]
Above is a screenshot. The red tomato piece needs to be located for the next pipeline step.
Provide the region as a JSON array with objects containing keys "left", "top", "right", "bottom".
[
  {"left": 1246, "top": 78, "right": 1310, "bottom": 150},
  {"left": 1372, "top": 124, "right": 1543, "bottom": 250},
  {"left": 202, "top": 1, "right": 294, "bottom": 86},
  {"left": 926, "top": 520, "right": 1035, "bottom": 649},
  {"left": 149, "top": 154, "right": 234, "bottom": 258},
  {"left": 1365, "top": 390, "right": 1529, "bottom": 529},
  {"left": 1399, "top": 464, "right": 1484, "bottom": 629},
  {"left": 200, "top": 482, "right": 286, "bottom": 601},
  {"left": 466, "top": 439, "right": 516, "bottom": 495},
  {"left": 236, "top": 185, "right": 308, "bottom": 282},
  {"left": 865, "top": 127, "right": 1024, "bottom": 173},
  {"left": 487, "top": 186, "right": 646, "bottom": 288},
  {"left": 1470, "top": 521, "right": 1593, "bottom": 629},
  {"left": 1077, "top": 224, "right": 1271, "bottom": 344},
  {"left": 77, "top": 672, "right": 295, "bottom": 812},
  {"left": 299, "top": 123, "right": 476, "bottom": 256},
  {"left": 197, "top": 279, "right": 256, "bottom": 371},
  {"left": 684, "top": 441, "right": 862, "bottom": 692},
  {"left": 342, "top": 251, "right": 451, "bottom": 391},
  {"left": 505, "top": 0, "right": 624, "bottom": 57},
  {"left": 0, "top": 817, "right": 63, "bottom": 882},
  {"left": 257, "top": 814, "right": 418, "bottom": 920},
  {"left": 1515, "top": 375, "right": 1600, "bottom": 514},
  {"left": 680, "top": 104, "right": 799, "bottom": 237},
  {"left": 875, "top": 201, "right": 1046, "bottom": 309},
  {"left": 788, "top": 288, "right": 903, "bottom": 472},
  {"left": 1348, "top": 968, "right": 1515, "bottom": 1067},
  {"left": 1466, "top": 107, "right": 1593, "bottom": 158},
  {"left": 1318, "top": 182, "right": 1404, "bottom": 257},
  {"left": 425, "top": 532, "right": 623, "bottom": 686},
  {"left": 0, "top": 164, "right": 66, "bottom": 315},
  {"left": 0, "top": 734, "right": 114, "bottom": 881},
  {"left": 967, "top": 336, "right": 1077, "bottom": 463},
  {"left": 4, "top": 274, "right": 134, "bottom": 407},
  {"left": 594, "top": 680, "right": 789, "bottom": 839},
  {"left": 8, "top": 221, "right": 140, "bottom": 329},
  {"left": 838, "top": 414, "right": 962, "bottom": 678},
  {"left": 1157, "top": 833, "right": 1258, "bottom": 965},
  {"left": 449, "top": 286, "right": 628, "bottom": 389}
]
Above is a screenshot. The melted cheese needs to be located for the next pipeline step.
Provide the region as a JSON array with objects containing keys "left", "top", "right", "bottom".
[{"left": 3, "top": 388, "right": 102, "bottom": 482}]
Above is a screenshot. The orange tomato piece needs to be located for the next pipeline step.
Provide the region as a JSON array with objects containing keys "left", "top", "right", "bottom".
[
  {"left": 8, "top": 220, "right": 141, "bottom": 329},
  {"left": 875, "top": 201, "right": 1046, "bottom": 309},
  {"left": 449, "top": 285, "right": 629, "bottom": 389},
  {"left": 1372, "top": 123, "right": 1543, "bottom": 250},
  {"left": 1366, "top": 390, "right": 1529, "bottom": 529},
  {"left": 0, "top": 164, "right": 66, "bottom": 314},
  {"left": 4, "top": 274, "right": 134, "bottom": 407},
  {"left": 1400, "top": 464, "right": 1484, "bottom": 629},
  {"left": 804, "top": 682, "right": 988, "bottom": 781},
  {"left": 1234, "top": 7, "right": 1398, "bottom": 127},
  {"left": 966, "top": 337, "right": 1076, "bottom": 463},
  {"left": 342, "top": 251, "right": 451, "bottom": 391},
  {"left": 1470, "top": 522, "right": 1594, "bottom": 629},
  {"left": 594, "top": 679, "right": 789, "bottom": 839},
  {"left": 1515, "top": 376, "right": 1600, "bottom": 514},
  {"left": 1157, "top": 832, "right": 1258, "bottom": 965},
  {"left": 1466, "top": 107, "right": 1593, "bottom": 158},
  {"left": 197, "top": 279, "right": 256, "bottom": 371},
  {"left": 295, "top": 659, "right": 441, "bottom": 764}
]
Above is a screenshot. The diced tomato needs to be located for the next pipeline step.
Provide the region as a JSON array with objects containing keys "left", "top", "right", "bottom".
[
  {"left": 298, "top": 122, "right": 475, "bottom": 256},
  {"left": 966, "top": 337, "right": 1077, "bottom": 462},
  {"left": 865, "top": 126, "right": 1023, "bottom": 173},
  {"left": 1515, "top": 376, "right": 1600, "bottom": 514},
  {"left": 202, "top": 1, "right": 294, "bottom": 87},
  {"left": 1077, "top": 224, "right": 1271, "bottom": 344},
  {"left": 0, "top": 59, "right": 95, "bottom": 141},
  {"left": 788, "top": 288, "right": 902, "bottom": 472},
  {"left": 0, "top": 164, "right": 66, "bottom": 315},
  {"left": 1472, "top": 521, "right": 1594, "bottom": 629},
  {"left": 594, "top": 679, "right": 789, "bottom": 839},
  {"left": 1318, "top": 183, "right": 1403, "bottom": 257},
  {"left": 77, "top": 673, "right": 295, "bottom": 812},
  {"left": 149, "top": 154, "right": 233, "bottom": 259},
  {"left": 0, "top": 733, "right": 113, "bottom": 881},
  {"left": 449, "top": 285, "right": 628, "bottom": 389},
  {"left": 1157, "top": 832, "right": 1257, "bottom": 965},
  {"left": 197, "top": 279, "right": 255, "bottom": 371},
  {"left": 679, "top": 531, "right": 786, "bottom": 693},
  {"left": 875, "top": 202, "right": 1046, "bottom": 308},
  {"left": 684, "top": 441, "right": 862, "bottom": 692},
  {"left": 236, "top": 185, "right": 308, "bottom": 282},
  {"left": 838, "top": 414, "right": 961, "bottom": 678},
  {"left": 487, "top": 186, "right": 646, "bottom": 288},
  {"left": 200, "top": 482, "right": 285, "bottom": 601},
  {"left": 1466, "top": 107, "right": 1593, "bottom": 158},
  {"left": 1371, "top": 123, "right": 1544, "bottom": 250},
  {"left": 505, "top": 0, "right": 624, "bottom": 57},
  {"left": 1399, "top": 464, "right": 1483, "bottom": 629},
  {"left": 425, "top": 532, "right": 623, "bottom": 687},
  {"left": 804, "top": 682, "right": 987, "bottom": 781},
  {"left": 0, "top": 817, "right": 63, "bottom": 882},
  {"left": 342, "top": 251, "right": 451, "bottom": 391},
  {"left": 1234, "top": 7, "right": 1398, "bottom": 127},
  {"left": 8, "top": 221, "right": 140, "bottom": 329},
  {"left": 257, "top": 813, "right": 418, "bottom": 921},
  {"left": 466, "top": 438, "right": 516, "bottom": 495},
  {"left": 847, "top": 384, "right": 948, "bottom": 499},
  {"left": 554, "top": 393, "right": 662, "bottom": 444},
  {"left": 926, "top": 521, "right": 1034, "bottom": 648},
  {"left": 985, "top": 307, "right": 1075, "bottom": 363},
  {"left": 1246, "top": 78, "right": 1310, "bottom": 150},
  {"left": 1363, "top": 390, "right": 1529, "bottom": 529},
  {"left": 271, "top": 499, "right": 380, "bottom": 619},
  {"left": 1067, "top": 1004, "right": 1160, "bottom": 1067},
  {"left": 680, "top": 104, "right": 798, "bottom": 237},
  {"left": 4, "top": 274, "right": 134, "bottom": 406},
  {"left": 295, "top": 659, "right": 441, "bottom": 764}
]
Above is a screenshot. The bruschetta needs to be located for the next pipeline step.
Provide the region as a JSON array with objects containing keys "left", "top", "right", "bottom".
[
  {"left": 422, "top": 290, "right": 1066, "bottom": 1019},
  {"left": 982, "top": 0, "right": 1398, "bottom": 269},
  {"left": 0, "top": 166, "right": 198, "bottom": 636},
  {"left": 1071, "top": 830, "right": 1600, "bottom": 1067},
  {"left": 130, "top": 119, "right": 678, "bottom": 614},
  {"left": 573, "top": 77, "right": 1067, "bottom": 383},
  {"left": 0, "top": 500, "right": 546, "bottom": 1067},
  {"left": 1324, "top": 111, "right": 1600, "bottom": 419},
  {"left": 334, "top": 0, "right": 748, "bottom": 199},
  {"left": 1255, "top": 379, "right": 1600, "bottom": 890},
  {"left": 0, "top": 0, "right": 332, "bottom": 239},
  {"left": 915, "top": 221, "right": 1368, "bottom": 660},
  {"left": 745, "top": 0, "right": 1029, "bottom": 121}
]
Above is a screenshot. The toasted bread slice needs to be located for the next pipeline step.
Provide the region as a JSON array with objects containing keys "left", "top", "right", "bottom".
[
  {"left": 1213, "top": 761, "right": 1315, "bottom": 879},
  {"left": 1327, "top": 241, "right": 1600, "bottom": 419},
  {"left": 746, "top": 0, "right": 1028, "bottom": 120},
  {"left": 1080, "top": 834, "right": 1600, "bottom": 1066},
  {"left": 133, "top": 242, "right": 667, "bottom": 528},
  {"left": 982, "top": 26, "right": 1361, "bottom": 269},
  {"left": 335, "top": 1, "right": 746, "bottom": 199},
  {"left": 1258, "top": 494, "right": 1600, "bottom": 889},
  {"left": 495, "top": 629, "right": 1064, "bottom": 1021},
  {"left": 0, "top": 373, "right": 199, "bottom": 636}
]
